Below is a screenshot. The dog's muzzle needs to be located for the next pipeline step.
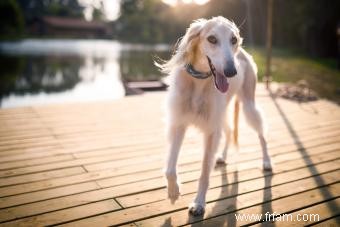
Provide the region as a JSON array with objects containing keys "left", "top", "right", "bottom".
[{"left": 224, "top": 62, "right": 237, "bottom": 78}]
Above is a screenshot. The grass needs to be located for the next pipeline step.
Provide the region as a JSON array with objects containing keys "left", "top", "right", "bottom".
[{"left": 247, "top": 47, "right": 340, "bottom": 103}]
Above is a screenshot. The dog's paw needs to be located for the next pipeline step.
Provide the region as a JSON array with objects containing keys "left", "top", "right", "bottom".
[
  {"left": 263, "top": 161, "right": 272, "bottom": 172},
  {"left": 167, "top": 181, "right": 180, "bottom": 204},
  {"left": 188, "top": 202, "right": 205, "bottom": 216},
  {"left": 216, "top": 156, "right": 226, "bottom": 164}
]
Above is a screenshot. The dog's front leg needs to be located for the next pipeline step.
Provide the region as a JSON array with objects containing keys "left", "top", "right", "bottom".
[
  {"left": 165, "top": 124, "right": 186, "bottom": 204},
  {"left": 259, "top": 135, "right": 272, "bottom": 171},
  {"left": 189, "top": 129, "right": 221, "bottom": 216}
]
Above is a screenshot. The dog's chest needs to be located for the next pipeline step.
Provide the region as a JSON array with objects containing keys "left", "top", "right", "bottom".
[
  {"left": 186, "top": 83, "right": 214, "bottom": 119},
  {"left": 191, "top": 95, "right": 208, "bottom": 116}
]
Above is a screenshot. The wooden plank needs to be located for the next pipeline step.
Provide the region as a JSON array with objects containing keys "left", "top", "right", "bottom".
[
  {"left": 97, "top": 149, "right": 340, "bottom": 194},
  {"left": 0, "top": 88, "right": 338, "bottom": 227},
  {"left": 36, "top": 111, "right": 338, "bottom": 141},
  {"left": 51, "top": 117, "right": 340, "bottom": 147},
  {"left": 1, "top": 137, "right": 338, "bottom": 198},
  {"left": 0, "top": 129, "right": 50, "bottom": 141},
  {"left": 185, "top": 189, "right": 340, "bottom": 227},
  {"left": 0, "top": 166, "right": 85, "bottom": 187},
  {"left": 96, "top": 140, "right": 340, "bottom": 189},
  {"left": 0, "top": 144, "right": 62, "bottom": 158},
  {"left": 312, "top": 216, "right": 340, "bottom": 226},
  {"left": 0, "top": 148, "right": 73, "bottom": 164},
  {"left": 261, "top": 198, "right": 340, "bottom": 226},
  {"left": 0, "top": 141, "right": 61, "bottom": 153},
  {"left": 116, "top": 159, "right": 340, "bottom": 208},
  {"left": 0, "top": 122, "right": 334, "bottom": 164},
  {"left": 1, "top": 149, "right": 337, "bottom": 223},
  {"left": 1, "top": 105, "right": 334, "bottom": 145},
  {"left": 0, "top": 199, "right": 121, "bottom": 225},
  {"left": 0, "top": 135, "right": 56, "bottom": 147},
  {"left": 0, "top": 182, "right": 99, "bottom": 209},
  {"left": 0, "top": 122, "right": 46, "bottom": 134},
  {"left": 51, "top": 115, "right": 339, "bottom": 141},
  {"left": 0, "top": 114, "right": 337, "bottom": 160},
  {"left": 59, "top": 172, "right": 340, "bottom": 227},
  {"left": 84, "top": 138, "right": 340, "bottom": 173},
  {"left": 0, "top": 154, "right": 74, "bottom": 170},
  {"left": 70, "top": 122, "right": 340, "bottom": 160},
  {"left": 135, "top": 178, "right": 340, "bottom": 227}
]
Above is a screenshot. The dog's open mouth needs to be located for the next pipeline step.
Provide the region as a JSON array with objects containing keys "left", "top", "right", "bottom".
[{"left": 207, "top": 57, "right": 229, "bottom": 93}]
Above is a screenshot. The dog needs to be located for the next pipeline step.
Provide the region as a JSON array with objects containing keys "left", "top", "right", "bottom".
[{"left": 158, "top": 16, "right": 272, "bottom": 216}]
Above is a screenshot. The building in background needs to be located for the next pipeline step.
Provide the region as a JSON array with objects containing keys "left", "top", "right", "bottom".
[{"left": 29, "top": 16, "right": 112, "bottom": 38}]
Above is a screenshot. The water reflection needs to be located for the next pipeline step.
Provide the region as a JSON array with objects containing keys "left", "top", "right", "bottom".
[
  {"left": 0, "top": 39, "right": 170, "bottom": 108},
  {"left": 120, "top": 50, "right": 169, "bottom": 82}
]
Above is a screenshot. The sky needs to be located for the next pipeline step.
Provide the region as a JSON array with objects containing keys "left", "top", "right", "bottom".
[
  {"left": 78, "top": 0, "right": 121, "bottom": 21},
  {"left": 163, "top": 0, "right": 210, "bottom": 6},
  {"left": 79, "top": 0, "right": 210, "bottom": 21}
]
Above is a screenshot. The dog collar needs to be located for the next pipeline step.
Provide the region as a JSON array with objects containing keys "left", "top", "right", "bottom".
[{"left": 185, "top": 60, "right": 212, "bottom": 80}]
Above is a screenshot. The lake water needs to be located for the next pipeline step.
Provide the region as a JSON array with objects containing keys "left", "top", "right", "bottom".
[{"left": 0, "top": 39, "right": 170, "bottom": 108}]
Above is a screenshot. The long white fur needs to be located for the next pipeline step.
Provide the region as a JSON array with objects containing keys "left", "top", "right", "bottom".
[{"left": 161, "top": 16, "right": 272, "bottom": 216}]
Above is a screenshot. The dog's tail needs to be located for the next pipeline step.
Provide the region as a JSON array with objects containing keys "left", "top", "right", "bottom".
[{"left": 233, "top": 98, "right": 240, "bottom": 146}]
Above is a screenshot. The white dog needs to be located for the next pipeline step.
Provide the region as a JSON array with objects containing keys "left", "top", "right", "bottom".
[{"left": 159, "top": 16, "right": 272, "bottom": 216}]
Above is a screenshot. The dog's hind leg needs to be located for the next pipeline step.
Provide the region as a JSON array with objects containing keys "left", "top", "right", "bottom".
[
  {"left": 189, "top": 129, "right": 221, "bottom": 216},
  {"left": 238, "top": 52, "right": 272, "bottom": 171},
  {"left": 216, "top": 121, "right": 231, "bottom": 164},
  {"left": 241, "top": 97, "right": 272, "bottom": 171},
  {"left": 216, "top": 98, "right": 239, "bottom": 164},
  {"left": 259, "top": 132, "right": 271, "bottom": 171},
  {"left": 165, "top": 124, "right": 186, "bottom": 203}
]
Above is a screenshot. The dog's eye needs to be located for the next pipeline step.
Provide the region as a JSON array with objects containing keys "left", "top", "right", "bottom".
[
  {"left": 207, "top": 35, "right": 217, "bottom": 44},
  {"left": 231, "top": 36, "right": 238, "bottom": 45}
]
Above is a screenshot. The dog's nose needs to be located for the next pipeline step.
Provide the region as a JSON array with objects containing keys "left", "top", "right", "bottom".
[{"left": 224, "top": 64, "right": 237, "bottom": 78}]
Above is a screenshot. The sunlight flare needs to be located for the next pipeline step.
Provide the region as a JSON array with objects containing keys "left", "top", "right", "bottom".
[{"left": 163, "top": 0, "right": 210, "bottom": 6}]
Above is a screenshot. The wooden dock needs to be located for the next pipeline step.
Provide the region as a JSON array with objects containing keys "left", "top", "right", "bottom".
[{"left": 0, "top": 85, "right": 339, "bottom": 226}]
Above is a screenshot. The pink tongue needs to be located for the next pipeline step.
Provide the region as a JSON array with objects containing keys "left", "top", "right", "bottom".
[{"left": 214, "top": 73, "right": 229, "bottom": 93}]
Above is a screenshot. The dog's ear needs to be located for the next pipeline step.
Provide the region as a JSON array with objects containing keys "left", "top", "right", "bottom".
[
  {"left": 186, "top": 20, "right": 205, "bottom": 42},
  {"left": 159, "top": 19, "right": 207, "bottom": 73},
  {"left": 177, "top": 19, "right": 206, "bottom": 63},
  {"left": 230, "top": 20, "right": 243, "bottom": 48}
]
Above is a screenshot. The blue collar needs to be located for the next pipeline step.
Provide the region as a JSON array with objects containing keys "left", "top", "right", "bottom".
[
  {"left": 185, "top": 63, "right": 212, "bottom": 79},
  {"left": 185, "top": 56, "right": 213, "bottom": 79}
]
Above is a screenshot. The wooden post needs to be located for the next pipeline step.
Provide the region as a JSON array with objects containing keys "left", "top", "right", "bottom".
[{"left": 265, "top": 0, "right": 273, "bottom": 89}]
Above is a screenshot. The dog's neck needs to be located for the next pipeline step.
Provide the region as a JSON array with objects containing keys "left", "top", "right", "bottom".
[
  {"left": 191, "top": 54, "right": 211, "bottom": 72},
  {"left": 185, "top": 52, "right": 212, "bottom": 77},
  {"left": 182, "top": 49, "right": 215, "bottom": 87},
  {"left": 182, "top": 67, "right": 213, "bottom": 90},
  {"left": 185, "top": 64, "right": 212, "bottom": 79}
]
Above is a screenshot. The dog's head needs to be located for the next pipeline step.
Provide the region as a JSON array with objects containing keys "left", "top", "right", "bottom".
[{"left": 176, "top": 17, "right": 243, "bottom": 93}]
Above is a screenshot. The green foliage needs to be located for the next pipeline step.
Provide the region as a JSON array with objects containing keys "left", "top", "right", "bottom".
[
  {"left": 92, "top": 8, "right": 104, "bottom": 21},
  {"left": 0, "top": 55, "right": 24, "bottom": 97},
  {"left": 115, "top": 0, "right": 340, "bottom": 58},
  {"left": 248, "top": 47, "right": 340, "bottom": 102},
  {"left": 272, "top": 0, "right": 340, "bottom": 57},
  {"left": 16, "top": 0, "right": 84, "bottom": 20},
  {"left": 115, "top": 0, "right": 208, "bottom": 43},
  {"left": 0, "top": 0, "right": 24, "bottom": 39},
  {"left": 45, "top": 2, "right": 83, "bottom": 18}
]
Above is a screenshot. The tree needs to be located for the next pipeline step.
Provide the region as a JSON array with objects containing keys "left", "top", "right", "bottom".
[
  {"left": 92, "top": 1, "right": 105, "bottom": 21},
  {"left": 114, "top": 0, "right": 208, "bottom": 43},
  {"left": 0, "top": 0, "right": 24, "bottom": 39},
  {"left": 16, "top": 0, "right": 84, "bottom": 21},
  {"left": 115, "top": 0, "right": 339, "bottom": 57}
]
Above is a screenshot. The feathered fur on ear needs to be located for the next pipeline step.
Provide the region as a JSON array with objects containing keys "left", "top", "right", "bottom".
[
  {"left": 179, "top": 19, "right": 206, "bottom": 53},
  {"left": 157, "top": 19, "right": 207, "bottom": 74}
]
